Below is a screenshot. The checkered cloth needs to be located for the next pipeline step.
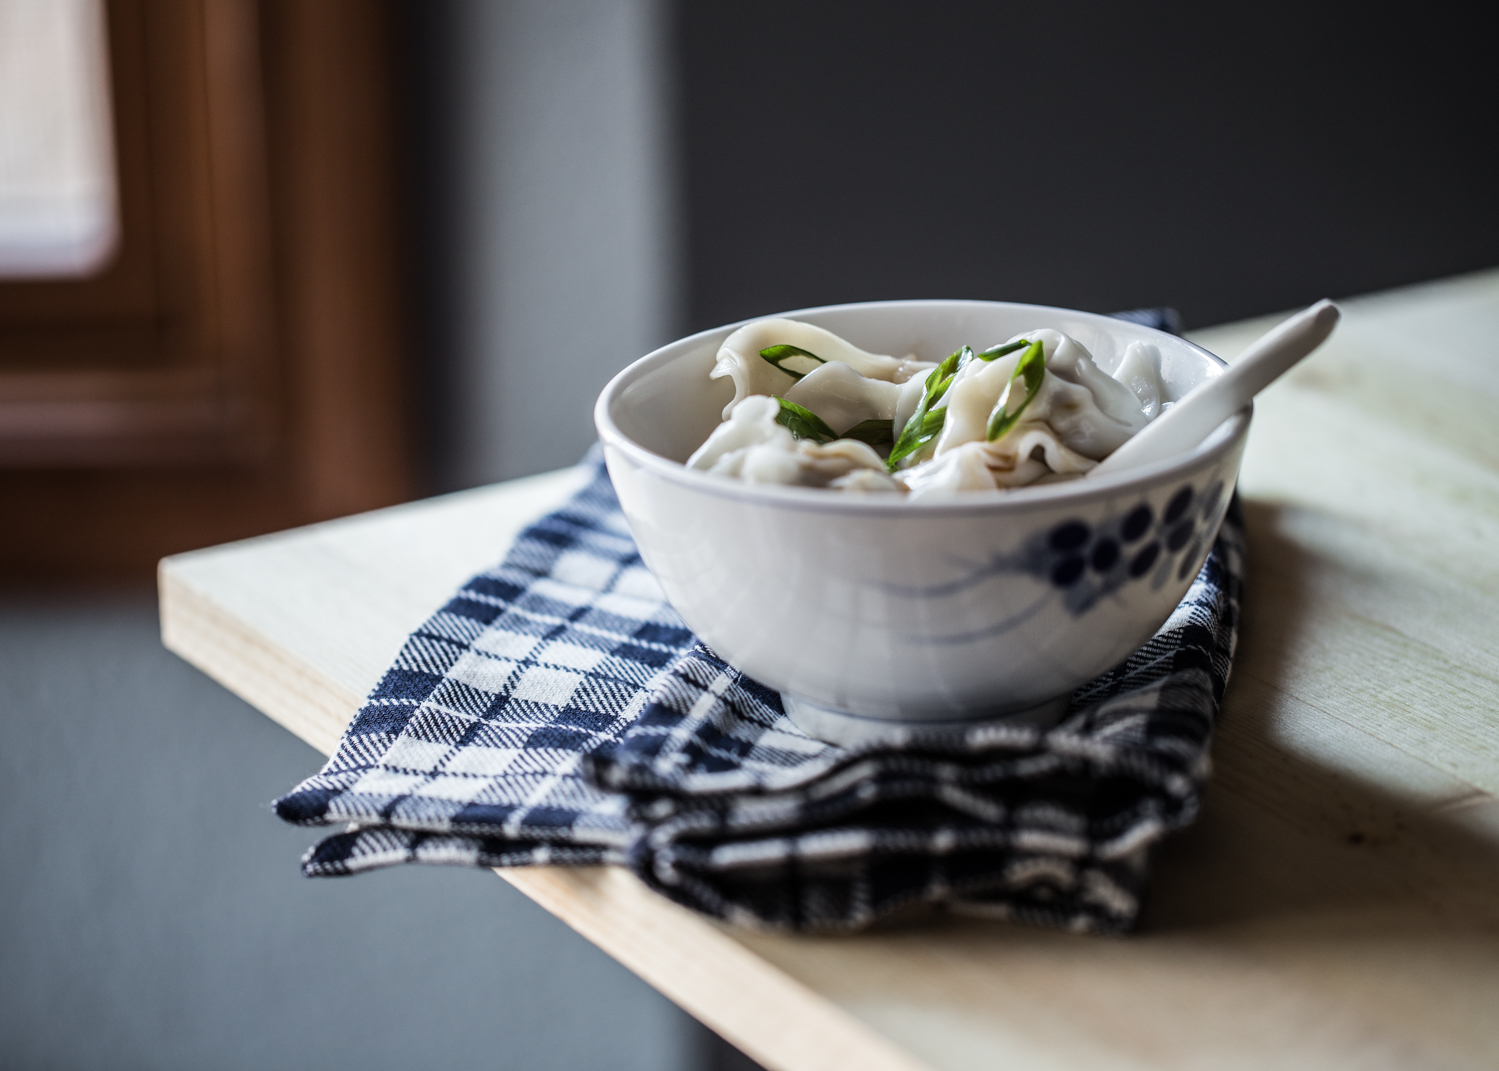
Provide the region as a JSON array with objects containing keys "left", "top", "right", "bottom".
[{"left": 275, "top": 310, "right": 1245, "bottom": 933}]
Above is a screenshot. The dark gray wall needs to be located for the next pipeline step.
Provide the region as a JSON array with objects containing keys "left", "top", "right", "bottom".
[
  {"left": 674, "top": 2, "right": 1498, "bottom": 333},
  {"left": 405, "top": 0, "right": 684, "bottom": 491},
  {"left": 404, "top": 1, "right": 1497, "bottom": 487}
]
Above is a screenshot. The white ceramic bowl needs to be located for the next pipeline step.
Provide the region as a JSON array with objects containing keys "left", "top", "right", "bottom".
[{"left": 594, "top": 300, "right": 1248, "bottom": 743}]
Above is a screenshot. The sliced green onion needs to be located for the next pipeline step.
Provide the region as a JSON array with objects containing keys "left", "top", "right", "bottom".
[
  {"left": 773, "top": 396, "right": 836, "bottom": 443},
  {"left": 902, "top": 409, "right": 946, "bottom": 452},
  {"left": 760, "top": 344, "right": 826, "bottom": 380},
  {"left": 885, "top": 339, "right": 1047, "bottom": 468},
  {"left": 841, "top": 418, "right": 895, "bottom": 447},
  {"left": 986, "top": 338, "right": 1047, "bottom": 442},
  {"left": 886, "top": 346, "right": 970, "bottom": 470},
  {"left": 978, "top": 339, "right": 1030, "bottom": 362},
  {"left": 932, "top": 345, "right": 970, "bottom": 389},
  {"left": 886, "top": 389, "right": 948, "bottom": 469}
]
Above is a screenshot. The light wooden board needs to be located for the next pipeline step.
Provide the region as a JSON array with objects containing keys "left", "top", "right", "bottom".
[{"left": 161, "top": 270, "right": 1499, "bottom": 1071}]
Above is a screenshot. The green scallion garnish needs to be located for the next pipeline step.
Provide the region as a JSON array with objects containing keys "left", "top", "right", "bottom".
[
  {"left": 978, "top": 339, "right": 1031, "bottom": 362},
  {"left": 884, "top": 339, "right": 1045, "bottom": 469},
  {"left": 886, "top": 346, "right": 970, "bottom": 470},
  {"left": 760, "top": 344, "right": 827, "bottom": 380},
  {"left": 986, "top": 338, "right": 1047, "bottom": 442},
  {"left": 773, "top": 396, "right": 837, "bottom": 443},
  {"left": 841, "top": 418, "right": 895, "bottom": 447}
]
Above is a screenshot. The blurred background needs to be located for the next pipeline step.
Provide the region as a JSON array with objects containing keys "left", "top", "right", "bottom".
[{"left": 1, "top": 1, "right": 1493, "bottom": 1068}]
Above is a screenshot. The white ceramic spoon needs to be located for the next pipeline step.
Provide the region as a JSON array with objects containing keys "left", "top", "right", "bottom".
[{"left": 1090, "top": 298, "right": 1341, "bottom": 476}]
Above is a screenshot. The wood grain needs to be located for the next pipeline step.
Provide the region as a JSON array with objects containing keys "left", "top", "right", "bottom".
[{"left": 162, "top": 271, "right": 1499, "bottom": 1071}]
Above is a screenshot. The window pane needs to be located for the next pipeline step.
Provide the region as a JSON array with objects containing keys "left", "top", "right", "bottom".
[{"left": 0, "top": 0, "right": 117, "bottom": 278}]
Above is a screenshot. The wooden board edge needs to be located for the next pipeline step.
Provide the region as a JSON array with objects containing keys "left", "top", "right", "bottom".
[
  {"left": 159, "top": 560, "right": 352, "bottom": 755},
  {"left": 503, "top": 867, "right": 932, "bottom": 1071}
]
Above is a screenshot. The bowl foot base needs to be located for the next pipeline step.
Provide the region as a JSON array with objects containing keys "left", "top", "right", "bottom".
[{"left": 781, "top": 693, "right": 1070, "bottom": 748}]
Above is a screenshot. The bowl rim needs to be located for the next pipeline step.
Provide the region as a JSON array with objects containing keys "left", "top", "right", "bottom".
[{"left": 594, "top": 298, "right": 1251, "bottom": 516}]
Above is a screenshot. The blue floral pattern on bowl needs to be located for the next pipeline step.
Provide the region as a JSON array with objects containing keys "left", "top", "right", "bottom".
[
  {"left": 1033, "top": 476, "right": 1228, "bottom": 615},
  {"left": 883, "top": 470, "right": 1233, "bottom": 644}
]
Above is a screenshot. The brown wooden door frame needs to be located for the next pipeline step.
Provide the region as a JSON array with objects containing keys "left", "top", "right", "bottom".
[{"left": 0, "top": 0, "right": 413, "bottom": 579}]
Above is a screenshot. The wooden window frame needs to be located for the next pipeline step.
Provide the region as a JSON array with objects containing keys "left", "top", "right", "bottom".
[{"left": 0, "top": 0, "right": 412, "bottom": 578}]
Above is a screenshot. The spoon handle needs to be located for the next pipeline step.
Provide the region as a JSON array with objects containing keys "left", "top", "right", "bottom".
[{"left": 1091, "top": 299, "right": 1341, "bottom": 476}]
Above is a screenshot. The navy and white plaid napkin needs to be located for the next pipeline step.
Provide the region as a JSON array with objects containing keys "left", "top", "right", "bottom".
[{"left": 275, "top": 310, "right": 1245, "bottom": 933}]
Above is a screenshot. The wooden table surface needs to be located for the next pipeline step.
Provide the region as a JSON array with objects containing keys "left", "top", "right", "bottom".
[{"left": 161, "top": 270, "right": 1499, "bottom": 1071}]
